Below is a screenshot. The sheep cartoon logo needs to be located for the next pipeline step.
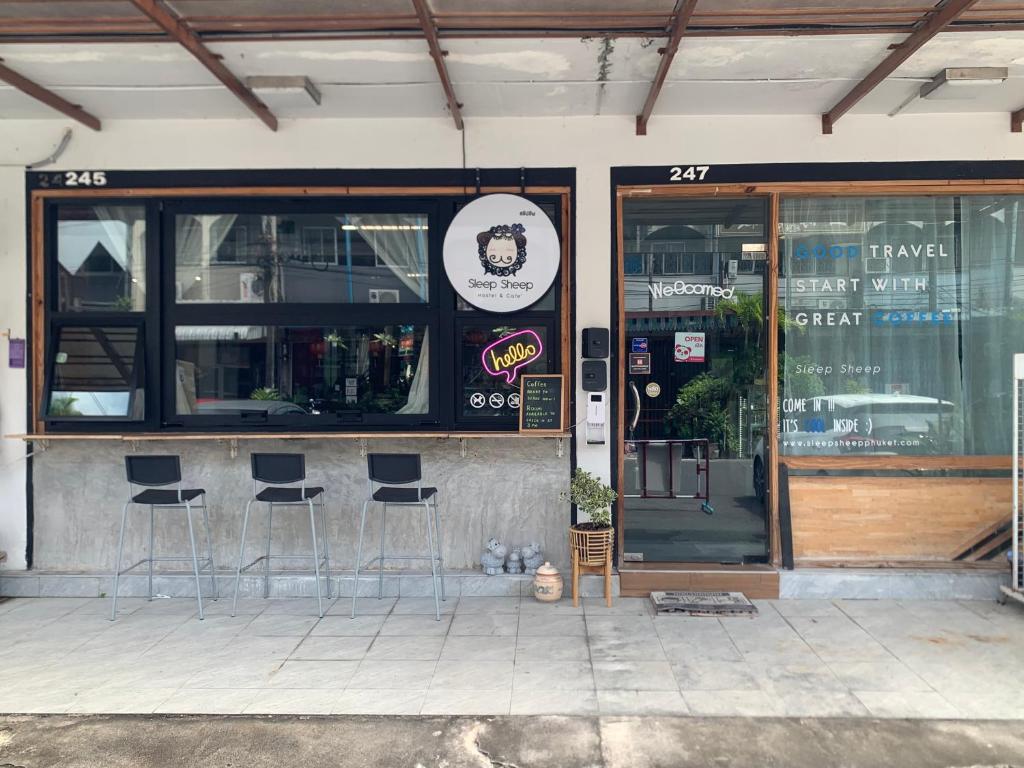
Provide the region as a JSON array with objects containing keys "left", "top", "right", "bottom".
[{"left": 477, "top": 223, "right": 527, "bottom": 277}]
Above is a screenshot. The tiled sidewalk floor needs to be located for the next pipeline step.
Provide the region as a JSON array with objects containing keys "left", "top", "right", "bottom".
[{"left": 1, "top": 595, "right": 1022, "bottom": 718}]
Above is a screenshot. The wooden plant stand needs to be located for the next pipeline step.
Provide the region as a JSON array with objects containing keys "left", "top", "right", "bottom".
[{"left": 570, "top": 526, "right": 613, "bottom": 607}]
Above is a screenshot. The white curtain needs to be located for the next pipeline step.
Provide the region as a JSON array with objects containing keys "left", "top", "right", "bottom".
[
  {"left": 780, "top": 196, "right": 965, "bottom": 456},
  {"left": 340, "top": 213, "right": 429, "bottom": 300},
  {"left": 397, "top": 328, "right": 429, "bottom": 414},
  {"left": 174, "top": 214, "right": 239, "bottom": 301}
]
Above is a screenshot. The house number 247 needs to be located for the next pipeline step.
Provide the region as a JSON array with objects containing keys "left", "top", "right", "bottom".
[{"left": 669, "top": 165, "right": 710, "bottom": 182}]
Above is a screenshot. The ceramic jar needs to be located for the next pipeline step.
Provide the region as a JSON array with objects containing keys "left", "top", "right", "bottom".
[{"left": 532, "top": 562, "right": 563, "bottom": 602}]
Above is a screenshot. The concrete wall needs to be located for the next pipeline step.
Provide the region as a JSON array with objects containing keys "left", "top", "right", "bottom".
[
  {"left": 31, "top": 438, "right": 570, "bottom": 572},
  {"left": 1, "top": 112, "right": 1023, "bottom": 572}
]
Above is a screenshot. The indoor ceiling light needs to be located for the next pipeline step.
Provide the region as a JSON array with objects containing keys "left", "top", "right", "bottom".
[{"left": 920, "top": 67, "right": 1008, "bottom": 99}]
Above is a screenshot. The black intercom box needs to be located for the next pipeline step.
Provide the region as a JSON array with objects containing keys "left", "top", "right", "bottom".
[
  {"left": 582, "top": 360, "right": 607, "bottom": 391},
  {"left": 582, "top": 327, "right": 609, "bottom": 358}
]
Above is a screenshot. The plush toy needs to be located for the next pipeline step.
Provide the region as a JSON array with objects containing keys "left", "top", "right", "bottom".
[
  {"left": 506, "top": 547, "right": 524, "bottom": 574},
  {"left": 522, "top": 542, "right": 544, "bottom": 575},
  {"left": 480, "top": 537, "right": 508, "bottom": 576}
]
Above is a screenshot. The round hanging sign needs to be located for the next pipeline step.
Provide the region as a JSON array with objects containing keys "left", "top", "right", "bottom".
[{"left": 442, "top": 193, "right": 560, "bottom": 313}]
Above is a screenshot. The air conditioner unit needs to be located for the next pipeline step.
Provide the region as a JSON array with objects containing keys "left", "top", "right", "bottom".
[
  {"left": 369, "top": 289, "right": 400, "bottom": 304},
  {"left": 864, "top": 258, "right": 891, "bottom": 274}
]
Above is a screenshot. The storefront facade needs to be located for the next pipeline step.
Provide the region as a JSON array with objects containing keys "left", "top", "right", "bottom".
[{"left": 0, "top": 114, "right": 1021, "bottom": 598}]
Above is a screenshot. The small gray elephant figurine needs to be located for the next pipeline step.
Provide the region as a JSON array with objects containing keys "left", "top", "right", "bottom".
[
  {"left": 522, "top": 542, "right": 544, "bottom": 575},
  {"left": 480, "top": 537, "right": 508, "bottom": 576}
]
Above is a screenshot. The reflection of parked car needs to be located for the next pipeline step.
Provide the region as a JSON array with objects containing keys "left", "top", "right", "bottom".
[
  {"left": 195, "top": 399, "right": 307, "bottom": 416},
  {"left": 782, "top": 394, "right": 956, "bottom": 456},
  {"left": 752, "top": 393, "right": 957, "bottom": 499}
]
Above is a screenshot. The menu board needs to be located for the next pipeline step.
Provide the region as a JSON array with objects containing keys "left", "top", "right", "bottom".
[{"left": 519, "top": 374, "right": 565, "bottom": 434}]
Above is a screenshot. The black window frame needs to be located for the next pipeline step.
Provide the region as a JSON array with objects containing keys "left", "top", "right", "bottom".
[
  {"left": 42, "top": 198, "right": 161, "bottom": 432},
  {"left": 162, "top": 197, "right": 442, "bottom": 430},
  {"left": 39, "top": 185, "right": 566, "bottom": 435},
  {"left": 41, "top": 317, "right": 147, "bottom": 424}
]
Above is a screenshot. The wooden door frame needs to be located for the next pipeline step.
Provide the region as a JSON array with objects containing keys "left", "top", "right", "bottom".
[{"left": 613, "top": 177, "right": 1024, "bottom": 571}]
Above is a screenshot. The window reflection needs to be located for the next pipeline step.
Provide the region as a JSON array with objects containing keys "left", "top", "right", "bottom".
[
  {"left": 779, "top": 195, "right": 1024, "bottom": 456},
  {"left": 56, "top": 205, "right": 146, "bottom": 312},
  {"left": 175, "top": 325, "right": 428, "bottom": 417},
  {"left": 174, "top": 213, "right": 429, "bottom": 304},
  {"left": 46, "top": 325, "right": 144, "bottom": 419}
]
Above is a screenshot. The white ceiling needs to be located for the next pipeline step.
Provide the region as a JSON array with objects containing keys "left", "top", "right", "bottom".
[{"left": 2, "top": 31, "right": 1024, "bottom": 121}]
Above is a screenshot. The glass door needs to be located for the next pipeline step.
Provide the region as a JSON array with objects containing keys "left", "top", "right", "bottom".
[{"left": 620, "top": 196, "right": 770, "bottom": 563}]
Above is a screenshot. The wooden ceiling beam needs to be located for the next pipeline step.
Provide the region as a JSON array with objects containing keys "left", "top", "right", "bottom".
[
  {"left": 127, "top": 0, "right": 277, "bottom": 131},
  {"left": 821, "top": 0, "right": 982, "bottom": 134},
  {"left": 410, "top": 0, "right": 464, "bottom": 130},
  {"left": 0, "top": 58, "right": 100, "bottom": 130},
  {"left": 636, "top": 0, "right": 700, "bottom": 136}
]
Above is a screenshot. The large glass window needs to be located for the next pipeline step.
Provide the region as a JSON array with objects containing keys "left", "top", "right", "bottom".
[
  {"left": 780, "top": 195, "right": 1024, "bottom": 456},
  {"left": 40, "top": 190, "right": 564, "bottom": 433},
  {"left": 174, "top": 325, "right": 428, "bottom": 419},
  {"left": 56, "top": 205, "right": 146, "bottom": 312},
  {"left": 174, "top": 212, "right": 429, "bottom": 304},
  {"left": 44, "top": 324, "right": 144, "bottom": 420}
]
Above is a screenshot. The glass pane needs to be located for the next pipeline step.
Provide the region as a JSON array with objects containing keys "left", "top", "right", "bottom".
[
  {"left": 778, "top": 195, "right": 1024, "bottom": 457},
  {"left": 621, "top": 196, "right": 769, "bottom": 564},
  {"left": 56, "top": 205, "right": 146, "bottom": 312},
  {"left": 175, "top": 213, "right": 429, "bottom": 304},
  {"left": 47, "top": 326, "right": 142, "bottom": 418},
  {"left": 461, "top": 324, "right": 551, "bottom": 418},
  {"left": 174, "top": 325, "right": 428, "bottom": 416}
]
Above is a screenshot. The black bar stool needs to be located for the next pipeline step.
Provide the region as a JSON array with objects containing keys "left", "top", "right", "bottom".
[
  {"left": 351, "top": 453, "right": 444, "bottom": 620},
  {"left": 231, "top": 453, "right": 332, "bottom": 617},
  {"left": 110, "top": 455, "right": 217, "bottom": 621}
]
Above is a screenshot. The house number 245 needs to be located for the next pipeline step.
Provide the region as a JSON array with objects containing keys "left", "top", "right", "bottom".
[{"left": 669, "top": 165, "right": 710, "bottom": 182}]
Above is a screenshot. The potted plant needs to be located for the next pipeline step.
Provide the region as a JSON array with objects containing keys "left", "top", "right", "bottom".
[{"left": 564, "top": 468, "right": 617, "bottom": 605}]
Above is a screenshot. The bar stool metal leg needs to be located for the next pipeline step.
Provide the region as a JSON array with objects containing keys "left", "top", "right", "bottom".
[
  {"left": 148, "top": 505, "right": 155, "bottom": 601},
  {"left": 200, "top": 493, "right": 218, "bottom": 599},
  {"left": 424, "top": 501, "right": 440, "bottom": 621},
  {"left": 185, "top": 499, "right": 205, "bottom": 620},
  {"left": 432, "top": 497, "right": 446, "bottom": 601},
  {"left": 231, "top": 499, "right": 253, "bottom": 617},
  {"left": 110, "top": 500, "right": 131, "bottom": 621},
  {"left": 320, "top": 495, "right": 333, "bottom": 599},
  {"left": 378, "top": 502, "right": 387, "bottom": 599},
  {"left": 308, "top": 499, "right": 324, "bottom": 618},
  {"left": 351, "top": 499, "right": 369, "bottom": 618},
  {"left": 264, "top": 502, "right": 274, "bottom": 599}
]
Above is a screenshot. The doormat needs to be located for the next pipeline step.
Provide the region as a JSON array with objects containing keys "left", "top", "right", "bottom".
[{"left": 650, "top": 591, "right": 757, "bottom": 616}]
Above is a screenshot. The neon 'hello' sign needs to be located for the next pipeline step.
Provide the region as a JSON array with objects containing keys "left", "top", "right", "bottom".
[{"left": 481, "top": 329, "right": 544, "bottom": 384}]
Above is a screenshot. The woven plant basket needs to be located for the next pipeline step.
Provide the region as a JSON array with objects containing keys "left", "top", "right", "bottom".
[{"left": 569, "top": 525, "right": 613, "bottom": 567}]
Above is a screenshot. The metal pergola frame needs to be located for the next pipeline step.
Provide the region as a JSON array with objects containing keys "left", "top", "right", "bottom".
[{"left": 1, "top": 1, "right": 1024, "bottom": 135}]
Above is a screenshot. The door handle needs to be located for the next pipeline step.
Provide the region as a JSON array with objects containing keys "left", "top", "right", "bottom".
[{"left": 629, "top": 381, "right": 641, "bottom": 436}]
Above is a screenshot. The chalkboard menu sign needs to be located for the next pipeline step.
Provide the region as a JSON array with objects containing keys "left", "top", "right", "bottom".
[{"left": 519, "top": 374, "right": 565, "bottom": 434}]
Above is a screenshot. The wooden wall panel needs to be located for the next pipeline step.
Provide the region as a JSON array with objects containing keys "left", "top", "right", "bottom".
[
  {"left": 620, "top": 569, "right": 779, "bottom": 599},
  {"left": 789, "top": 476, "right": 1011, "bottom": 562}
]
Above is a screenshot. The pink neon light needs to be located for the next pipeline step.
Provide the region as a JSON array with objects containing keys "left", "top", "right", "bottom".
[{"left": 481, "top": 329, "right": 543, "bottom": 384}]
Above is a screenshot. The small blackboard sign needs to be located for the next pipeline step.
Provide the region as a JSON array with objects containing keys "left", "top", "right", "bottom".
[{"left": 519, "top": 374, "right": 565, "bottom": 434}]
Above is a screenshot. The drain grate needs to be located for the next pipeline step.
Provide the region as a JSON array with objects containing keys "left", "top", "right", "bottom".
[{"left": 650, "top": 591, "right": 757, "bottom": 616}]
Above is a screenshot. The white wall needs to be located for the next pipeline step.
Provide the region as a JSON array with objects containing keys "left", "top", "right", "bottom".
[{"left": 1, "top": 111, "right": 1022, "bottom": 569}]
